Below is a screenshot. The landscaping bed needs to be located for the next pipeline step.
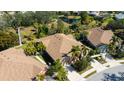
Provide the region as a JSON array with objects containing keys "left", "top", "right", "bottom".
[
  {"left": 84, "top": 70, "right": 97, "bottom": 78},
  {"left": 79, "top": 65, "right": 93, "bottom": 74}
]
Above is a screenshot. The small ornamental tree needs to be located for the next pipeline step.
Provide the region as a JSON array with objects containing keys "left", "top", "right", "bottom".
[
  {"left": 34, "top": 42, "right": 46, "bottom": 53},
  {"left": 72, "top": 57, "right": 90, "bottom": 72},
  {"left": 46, "top": 59, "right": 68, "bottom": 81},
  {"left": 23, "top": 41, "right": 46, "bottom": 56},
  {"left": 46, "top": 59, "right": 62, "bottom": 76},
  {"left": 55, "top": 67, "right": 68, "bottom": 81},
  {"left": 35, "top": 74, "right": 45, "bottom": 81},
  {"left": 23, "top": 41, "right": 37, "bottom": 56}
]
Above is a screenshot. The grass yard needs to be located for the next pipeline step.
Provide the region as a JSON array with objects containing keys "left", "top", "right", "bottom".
[
  {"left": 120, "top": 62, "right": 124, "bottom": 64},
  {"left": 79, "top": 65, "right": 93, "bottom": 74},
  {"left": 84, "top": 70, "right": 97, "bottom": 78},
  {"left": 115, "top": 57, "right": 124, "bottom": 60}
]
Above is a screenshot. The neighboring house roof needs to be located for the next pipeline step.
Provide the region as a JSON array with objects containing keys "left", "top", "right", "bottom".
[
  {"left": 39, "top": 33, "right": 82, "bottom": 60},
  {"left": 87, "top": 28, "right": 113, "bottom": 47},
  {"left": 0, "top": 48, "right": 47, "bottom": 81}
]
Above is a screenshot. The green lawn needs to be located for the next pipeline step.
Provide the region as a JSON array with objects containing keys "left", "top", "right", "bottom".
[
  {"left": 115, "top": 57, "right": 124, "bottom": 60},
  {"left": 120, "top": 62, "right": 124, "bottom": 64},
  {"left": 79, "top": 65, "right": 93, "bottom": 74},
  {"left": 84, "top": 70, "right": 97, "bottom": 78}
]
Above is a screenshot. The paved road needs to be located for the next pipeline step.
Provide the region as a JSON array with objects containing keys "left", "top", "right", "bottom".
[{"left": 88, "top": 65, "right": 124, "bottom": 81}]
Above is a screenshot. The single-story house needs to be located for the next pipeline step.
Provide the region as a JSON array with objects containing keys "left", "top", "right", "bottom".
[
  {"left": 38, "top": 33, "right": 83, "bottom": 63},
  {"left": 0, "top": 48, "right": 47, "bottom": 81},
  {"left": 86, "top": 28, "right": 113, "bottom": 52}
]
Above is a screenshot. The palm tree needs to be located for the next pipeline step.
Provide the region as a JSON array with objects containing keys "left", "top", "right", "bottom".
[
  {"left": 69, "top": 45, "right": 91, "bottom": 64},
  {"left": 69, "top": 46, "right": 81, "bottom": 64},
  {"left": 33, "top": 22, "right": 42, "bottom": 38},
  {"left": 11, "top": 12, "right": 23, "bottom": 46},
  {"left": 108, "top": 36, "right": 121, "bottom": 56},
  {"left": 80, "top": 45, "right": 90, "bottom": 58},
  {"left": 110, "top": 36, "right": 121, "bottom": 46}
]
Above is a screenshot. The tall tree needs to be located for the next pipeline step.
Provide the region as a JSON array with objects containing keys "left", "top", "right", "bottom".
[
  {"left": 33, "top": 23, "right": 49, "bottom": 38},
  {"left": 10, "top": 12, "right": 24, "bottom": 46},
  {"left": 57, "top": 19, "right": 64, "bottom": 33},
  {"left": 34, "top": 11, "right": 57, "bottom": 24},
  {"left": 0, "top": 31, "right": 18, "bottom": 51},
  {"left": 108, "top": 36, "right": 121, "bottom": 56}
]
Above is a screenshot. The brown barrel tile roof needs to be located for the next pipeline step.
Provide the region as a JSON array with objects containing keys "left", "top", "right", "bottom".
[
  {"left": 0, "top": 48, "right": 47, "bottom": 81},
  {"left": 87, "top": 28, "right": 113, "bottom": 46},
  {"left": 40, "top": 34, "right": 82, "bottom": 60}
]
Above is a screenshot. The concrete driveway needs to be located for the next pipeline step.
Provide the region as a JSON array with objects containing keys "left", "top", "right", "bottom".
[
  {"left": 91, "top": 59, "right": 107, "bottom": 72},
  {"left": 64, "top": 65, "right": 86, "bottom": 81}
]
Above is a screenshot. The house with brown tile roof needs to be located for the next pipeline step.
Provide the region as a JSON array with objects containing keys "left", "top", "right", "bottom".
[
  {"left": 0, "top": 48, "right": 47, "bottom": 81},
  {"left": 87, "top": 28, "right": 113, "bottom": 47},
  {"left": 38, "top": 33, "right": 82, "bottom": 61}
]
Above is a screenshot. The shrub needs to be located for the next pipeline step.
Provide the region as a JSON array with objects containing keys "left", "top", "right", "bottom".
[
  {"left": 35, "top": 74, "right": 45, "bottom": 81},
  {"left": 23, "top": 41, "right": 46, "bottom": 56},
  {"left": 72, "top": 57, "right": 90, "bottom": 72}
]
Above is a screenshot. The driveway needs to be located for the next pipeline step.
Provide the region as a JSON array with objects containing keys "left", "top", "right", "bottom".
[
  {"left": 91, "top": 59, "right": 107, "bottom": 72},
  {"left": 64, "top": 65, "right": 86, "bottom": 81},
  {"left": 101, "top": 53, "right": 116, "bottom": 62}
]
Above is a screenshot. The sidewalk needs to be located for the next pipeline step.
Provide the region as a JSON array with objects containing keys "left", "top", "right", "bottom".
[{"left": 81, "top": 68, "right": 96, "bottom": 77}]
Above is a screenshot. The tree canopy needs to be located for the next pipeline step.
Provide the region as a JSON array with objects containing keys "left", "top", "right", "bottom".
[
  {"left": 0, "top": 31, "right": 18, "bottom": 51},
  {"left": 46, "top": 59, "right": 68, "bottom": 81},
  {"left": 23, "top": 41, "right": 46, "bottom": 56}
]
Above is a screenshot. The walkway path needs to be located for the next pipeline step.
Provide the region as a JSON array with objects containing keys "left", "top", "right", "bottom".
[
  {"left": 101, "top": 53, "right": 122, "bottom": 68},
  {"left": 91, "top": 59, "right": 107, "bottom": 72},
  {"left": 81, "top": 68, "right": 96, "bottom": 77},
  {"left": 101, "top": 53, "right": 116, "bottom": 62},
  {"left": 64, "top": 65, "right": 86, "bottom": 81}
]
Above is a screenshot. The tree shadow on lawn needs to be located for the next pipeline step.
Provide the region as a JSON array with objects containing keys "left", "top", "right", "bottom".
[{"left": 102, "top": 72, "right": 124, "bottom": 81}]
